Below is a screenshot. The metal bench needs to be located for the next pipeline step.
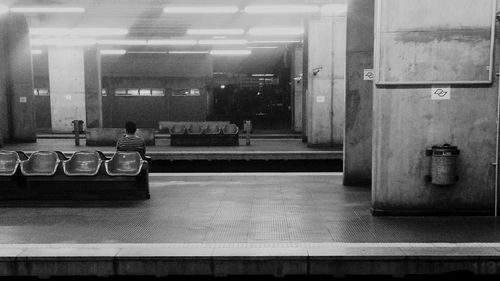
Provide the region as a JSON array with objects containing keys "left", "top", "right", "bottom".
[
  {"left": 20, "top": 151, "right": 60, "bottom": 176},
  {"left": 105, "top": 151, "right": 146, "bottom": 177},
  {"left": 63, "top": 151, "right": 102, "bottom": 177},
  {"left": 0, "top": 151, "right": 20, "bottom": 176}
]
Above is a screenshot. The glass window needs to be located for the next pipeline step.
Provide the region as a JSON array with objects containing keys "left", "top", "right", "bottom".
[
  {"left": 127, "top": 88, "right": 140, "bottom": 96},
  {"left": 151, "top": 88, "right": 165, "bottom": 96},
  {"left": 172, "top": 88, "right": 200, "bottom": 96},
  {"left": 114, "top": 88, "right": 127, "bottom": 96},
  {"left": 37, "top": 88, "right": 49, "bottom": 96},
  {"left": 140, "top": 89, "right": 152, "bottom": 96}
]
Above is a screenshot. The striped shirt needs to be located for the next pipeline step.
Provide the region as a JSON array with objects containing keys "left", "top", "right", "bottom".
[{"left": 116, "top": 135, "right": 146, "bottom": 156}]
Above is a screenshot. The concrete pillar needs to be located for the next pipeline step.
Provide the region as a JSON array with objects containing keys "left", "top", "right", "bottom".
[
  {"left": 306, "top": 14, "right": 345, "bottom": 146},
  {"left": 343, "top": 0, "right": 374, "bottom": 186},
  {"left": 84, "top": 49, "right": 103, "bottom": 128},
  {"left": 0, "top": 17, "right": 8, "bottom": 144},
  {"left": 372, "top": 0, "right": 498, "bottom": 214},
  {"left": 48, "top": 47, "right": 86, "bottom": 133},
  {"left": 302, "top": 23, "right": 309, "bottom": 142},
  {"left": 291, "top": 45, "right": 303, "bottom": 132},
  {"left": 3, "top": 15, "right": 36, "bottom": 142}
]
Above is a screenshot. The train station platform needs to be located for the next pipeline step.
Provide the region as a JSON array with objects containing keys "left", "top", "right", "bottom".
[
  {"left": 1, "top": 138, "right": 341, "bottom": 161},
  {"left": 0, "top": 173, "right": 499, "bottom": 277}
]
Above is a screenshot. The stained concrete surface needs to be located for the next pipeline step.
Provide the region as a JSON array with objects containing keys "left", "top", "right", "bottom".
[{"left": 0, "top": 173, "right": 498, "bottom": 244}]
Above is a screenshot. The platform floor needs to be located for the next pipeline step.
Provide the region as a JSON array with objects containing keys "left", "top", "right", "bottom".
[
  {"left": 1, "top": 173, "right": 500, "bottom": 277},
  {"left": 0, "top": 173, "right": 498, "bottom": 244},
  {"left": 1, "top": 139, "right": 341, "bottom": 161}
]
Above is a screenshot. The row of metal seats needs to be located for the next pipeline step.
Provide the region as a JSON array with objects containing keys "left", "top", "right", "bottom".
[
  {"left": 0, "top": 150, "right": 146, "bottom": 177},
  {"left": 0, "top": 150, "right": 150, "bottom": 200},
  {"left": 171, "top": 123, "right": 239, "bottom": 135}
]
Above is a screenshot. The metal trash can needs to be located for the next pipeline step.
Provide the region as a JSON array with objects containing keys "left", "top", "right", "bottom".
[
  {"left": 243, "top": 120, "right": 252, "bottom": 146},
  {"left": 71, "top": 120, "right": 84, "bottom": 146},
  {"left": 429, "top": 144, "right": 460, "bottom": 186}
]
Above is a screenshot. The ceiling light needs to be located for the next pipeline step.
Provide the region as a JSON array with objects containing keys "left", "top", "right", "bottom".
[
  {"left": 163, "top": 6, "right": 239, "bottom": 14},
  {"left": 249, "top": 40, "right": 302, "bottom": 44},
  {"left": 248, "top": 28, "right": 304, "bottom": 36},
  {"left": 127, "top": 51, "right": 168, "bottom": 54},
  {"left": 252, "top": 74, "right": 275, "bottom": 77},
  {"left": 30, "top": 28, "right": 128, "bottom": 37},
  {"left": 187, "top": 29, "right": 245, "bottom": 35},
  {"left": 31, "top": 38, "right": 96, "bottom": 46},
  {"left": 70, "top": 28, "right": 128, "bottom": 36},
  {"left": 247, "top": 46, "right": 278, "bottom": 49},
  {"left": 147, "top": 39, "right": 197, "bottom": 46},
  {"left": 30, "top": 28, "right": 70, "bottom": 36},
  {"left": 320, "top": 4, "right": 346, "bottom": 15},
  {"left": 169, "top": 51, "right": 209, "bottom": 54},
  {"left": 10, "top": 7, "right": 85, "bottom": 13},
  {"left": 97, "top": 39, "right": 147, "bottom": 45},
  {"left": 0, "top": 5, "right": 9, "bottom": 14},
  {"left": 31, "top": 49, "right": 43, "bottom": 55},
  {"left": 244, "top": 5, "right": 319, "bottom": 14},
  {"left": 199, "top": 39, "right": 247, "bottom": 45},
  {"left": 210, "top": 50, "right": 251, "bottom": 56},
  {"left": 100, "top": 49, "right": 126, "bottom": 55}
]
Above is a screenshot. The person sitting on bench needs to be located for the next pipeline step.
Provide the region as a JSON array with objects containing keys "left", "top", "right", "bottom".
[{"left": 116, "top": 121, "right": 146, "bottom": 158}]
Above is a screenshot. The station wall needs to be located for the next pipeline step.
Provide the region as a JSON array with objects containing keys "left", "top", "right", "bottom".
[
  {"left": 372, "top": 0, "right": 499, "bottom": 214},
  {"left": 33, "top": 52, "right": 213, "bottom": 129}
]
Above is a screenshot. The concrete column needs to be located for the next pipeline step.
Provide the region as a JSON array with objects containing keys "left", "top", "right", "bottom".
[
  {"left": 0, "top": 17, "right": 8, "bottom": 144},
  {"left": 302, "top": 23, "right": 309, "bottom": 142},
  {"left": 84, "top": 49, "right": 103, "bottom": 128},
  {"left": 291, "top": 45, "right": 303, "bottom": 132},
  {"left": 372, "top": 0, "right": 498, "bottom": 214},
  {"left": 343, "top": 0, "right": 374, "bottom": 186},
  {"left": 306, "top": 14, "right": 345, "bottom": 146},
  {"left": 48, "top": 47, "right": 86, "bottom": 133},
  {"left": 4, "top": 15, "right": 36, "bottom": 142}
]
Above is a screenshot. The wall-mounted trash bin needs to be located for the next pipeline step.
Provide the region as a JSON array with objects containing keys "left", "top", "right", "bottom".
[{"left": 426, "top": 144, "right": 460, "bottom": 186}]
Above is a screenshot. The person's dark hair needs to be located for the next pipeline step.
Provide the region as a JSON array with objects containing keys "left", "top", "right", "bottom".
[{"left": 125, "top": 121, "right": 137, "bottom": 134}]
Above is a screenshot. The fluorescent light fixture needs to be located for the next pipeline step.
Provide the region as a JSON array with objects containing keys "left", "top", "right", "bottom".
[
  {"left": 71, "top": 28, "right": 128, "bottom": 36},
  {"left": 97, "top": 39, "right": 147, "bottom": 45},
  {"left": 30, "top": 28, "right": 128, "bottom": 37},
  {"left": 210, "top": 50, "right": 251, "bottom": 55},
  {"left": 247, "top": 46, "right": 278, "bottom": 49},
  {"left": 100, "top": 49, "right": 126, "bottom": 55},
  {"left": 31, "top": 38, "right": 96, "bottom": 46},
  {"left": 252, "top": 74, "right": 274, "bottom": 77},
  {"left": 199, "top": 39, "right": 247, "bottom": 45},
  {"left": 169, "top": 51, "right": 209, "bottom": 54},
  {"left": 187, "top": 29, "right": 245, "bottom": 35},
  {"left": 30, "top": 28, "right": 71, "bottom": 36},
  {"left": 31, "top": 49, "right": 43, "bottom": 55},
  {"left": 127, "top": 51, "right": 168, "bottom": 54},
  {"left": 0, "top": 5, "right": 9, "bottom": 14},
  {"left": 320, "top": 4, "right": 346, "bottom": 15},
  {"left": 163, "top": 6, "right": 238, "bottom": 14},
  {"left": 248, "top": 28, "right": 304, "bottom": 36},
  {"left": 248, "top": 40, "right": 302, "bottom": 44},
  {"left": 10, "top": 7, "right": 85, "bottom": 13},
  {"left": 244, "top": 5, "right": 319, "bottom": 14},
  {"left": 147, "top": 39, "right": 197, "bottom": 46}
]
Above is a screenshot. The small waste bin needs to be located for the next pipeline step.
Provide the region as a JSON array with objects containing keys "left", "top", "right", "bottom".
[
  {"left": 243, "top": 120, "right": 252, "bottom": 146},
  {"left": 71, "top": 120, "right": 84, "bottom": 146},
  {"left": 427, "top": 143, "right": 460, "bottom": 186}
]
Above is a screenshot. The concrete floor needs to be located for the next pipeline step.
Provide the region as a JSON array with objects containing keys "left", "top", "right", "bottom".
[{"left": 0, "top": 173, "right": 499, "bottom": 244}]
